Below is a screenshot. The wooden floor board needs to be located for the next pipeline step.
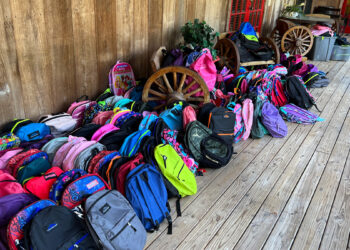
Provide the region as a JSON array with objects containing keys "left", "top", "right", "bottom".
[{"left": 147, "top": 61, "right": 350, "bottom": 250}]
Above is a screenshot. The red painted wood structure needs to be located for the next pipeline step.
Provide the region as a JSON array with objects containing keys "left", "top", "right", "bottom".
[
  {"left": 228, "top": 0, "right": 266, "bottom": 32},
  {"left": 341, "top": 0, "right": 350, "bottom": 33}
]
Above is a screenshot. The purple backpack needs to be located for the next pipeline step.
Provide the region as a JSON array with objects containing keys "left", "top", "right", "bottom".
[
  {"left": 261, "top": 101, "right": 288, "bottom": 138},
  {"left": 279, "top": 103, "right": 324, "bottom": 124},
  {"left": 0, "top": 193, "right": 38, "bottom": 228}
]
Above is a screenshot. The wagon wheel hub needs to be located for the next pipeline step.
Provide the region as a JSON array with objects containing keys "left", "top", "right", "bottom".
[
  {"left": 295, "top": 39, "right": 302, "bottom": 47},
  {"left": 280, "top": 26, "right": 314, "bottom": 56},
  {"left": 168, "top": 91, "right": 186, "bottom": 105}
]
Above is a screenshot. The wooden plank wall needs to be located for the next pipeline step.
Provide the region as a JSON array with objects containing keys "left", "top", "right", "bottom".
[{"left": 0, "top": 0, "right": 229, "bottom": 125}]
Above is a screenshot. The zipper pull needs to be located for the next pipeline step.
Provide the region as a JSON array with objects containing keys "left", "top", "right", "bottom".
[
  {"left": 74, "top": 244, "right": 79, "bottom": 248},
  {"left": 162, "top": 155, "right": 167, "bottom": 168},
  {"left": 128, "top": 222, "right": 137, "bottom": 232}
]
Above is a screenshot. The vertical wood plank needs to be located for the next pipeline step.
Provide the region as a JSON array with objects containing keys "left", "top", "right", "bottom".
[
  {"left": 71, "top": 0, "right": 99, "bottom": 98},
  {"left": 148, "top": 0, "right": 163, "bottom": 73},
  {"left": 162, "top": 0, "right": 176, "bottom": 49},
  {"left": 10, "top": 0, "right": 54, "bottom": 119},
  {"left": 0, "top": 0, "right": 25, "bottom": 122},
  {"left": 95, "top": 0, "right": 116, "bottom": 91},
  {"left": 115, "top": 0, "right": 134, "bottom": 62},
  {"left": 43, "top": 0, "right": 76, "bottom": 112},
  {"left": 131, "top": 0, "right": 149, "bottom": 78}
]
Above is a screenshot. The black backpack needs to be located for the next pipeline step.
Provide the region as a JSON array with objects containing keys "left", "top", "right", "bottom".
[
  {"left": 24, "top": 206, "right": 97, "bottom": 249},
  {"left": 285, "top": 76, "right": 320, "bottom": 111},
  {"left": 207, "top": 107, "right": 235, "bottom": 145}
]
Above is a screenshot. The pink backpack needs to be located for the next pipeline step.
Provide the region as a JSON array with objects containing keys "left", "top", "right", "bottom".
[
  {"left": 91, "top": 124, "right": 119, "bottom": 142},
  {"left": 109, "top": 110, "right": 131, "bottom": 125},
  {"left": 62, "top": 140, "right": 97, "bottom": 171},
  {"left": 52, "top": 136, "right": 86, "bottom": 167},
  {"left": 0, "top": 172, "right": 24, "bottom": 198},
  {"left": 67, "top": 97, "right": 96, "bottom": 128},
  {"left": 183, "top": 106, "right": 197, "bottom": 129},
  {"left": 0, "top": 148, "right": 23, "bottom": 170},
  {"left": 242, "top": 98, "right": 254, "bottom": 140},
  {"left": 189, "top": 48, "right": 217, "bottom": 94},
  {"left": 109, "top": 61, "right": 136, "bottom": 96},
  {"left": 92, "top": 111, "right": 114, "bottom": 125}
]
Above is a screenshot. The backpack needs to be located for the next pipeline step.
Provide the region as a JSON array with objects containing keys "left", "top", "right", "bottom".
[
  {"left": 0, "top": 193, "right": 38, "bottom": 228},
  {"left": 261, "top": 101, "right": 288, "bottom": 138},
  {"left": 199, "top": 134, "right": 233, "bottom": 168},
  {"left": 94, "top": 151, "right": 119, "bottom": 181},
  {"left": 183, "top": 105, "right": 197, "bottom": 129},
  {"left": 67, "top": 96, "right": 97, "bottom": 128},
  {"left": 0, "top": 148, "right": 23, "bottom": 170},
  {"left": 49, "top": 169, "right": 87, "bottom": 204},
  {"left": 62, "top": 140, "right": 97, "bottom": 171},
  {"left": 285, "top": 76, "right": 319, "bottom": 110},
  {"left": 52, "top": 136, "right": 86, "bottom": 167},
  {"left": 116, "top": 153, "right": 144, "bottom": 196},
  {"left": 61, "top": 174, "right": 109, "bottom": 209},
  {"left": 0, "top": 133, "right": 20, "bottom": 151},
  {"left": 159, "top": 104, "right": 183, "bottom": 130},
  {"left": 83, "top": 102, "right": 103, "bottom": 125},
  {"left": 7, "top": 200, "right": 56, "bottom": 250},
  {"left": 107, "top": 156, "right": 131, "bottom": 189},
  {"left": 92, "top": 110, "right": 114, "bottom": 125},
  {"left": 19, "top": 134, "right": 54, "bottom": 150},
  {"left": 227, "top": 102, "right": 245, "bottom": 143},
  {"left": 1, "top": 119, "right": 33, "bottom": 135},
  {"left": 251, "top": 98, "right": 268, "bottom": 139},
  {"left": 125, "top": 164, "right": 173, "bottom": 234},
  {"left": 7, "top": 150, "right": 48, "bottom": 178},
  {"left": 74, "top": 142, "right": 106, "bottom": 171},
  {"left": 15, "top": 123, "right": 51, "bottom": 142},
  {"left": 41, "top": 137, "right": 68, "bottom": 163},
  {"left": 85, "top": 190, "right": 146, "bottom": 250},
  {"left": 270, "top": 76, "right": 288, "bottom": 107},
  {"left": 184, "top": 121, "right": 212, "bottom": 161},
  {"left": 24, "top": 206, "right": 97, "bottom": 250},
  {"left": 303, "top": 72, "right": 329, "bottom": 88},
  {"left": 154, "top": 144, "right": 197, "bottom": 196},
  {"left": 0, "top": 172, "right": 24, "bottom": 198},
  {"left": 96, "top": 88, "right": 113, "bottom": 104},
  {"left": 148, "top": 118, "right": 169, "bottom": 145},
  {"left": 138, "top": 114, "right": 159, "bottom": 130},
  {"left": 279, "top": 103, "right": 324, "bottom": 124},
  {"left": 207, "top": 107, "right": 236, "bottom": 144},
  {"left": 23, "top": 167, "right": 64, "bottom": 199},
  {"left": 16, "top": 157, "right": 51, "bottom": 185},
  {"left": 109, "top": 61, "right": 136, "bottom": 96},
  {"left": 119, "top": 129, "right": 151, "bottom": 157},
  {"left": 242, "top": 98, "right": 254, "bottom": 140},
  {"left": 189, "top": 48, "right": 217, "bottom": 93},
  {"left": 70, "top": 123, "right": 102, "bottom": 140},
  {"left": 38, "top": 113, "right": 76, "bottom": 137},
  {"left": 99, "top": 129, "right": 130, "bottom": 151}
]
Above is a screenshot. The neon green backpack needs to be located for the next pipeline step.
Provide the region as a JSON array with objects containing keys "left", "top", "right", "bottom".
[{"left": 154, "top": 144, "right": 197, "bottom": 197}]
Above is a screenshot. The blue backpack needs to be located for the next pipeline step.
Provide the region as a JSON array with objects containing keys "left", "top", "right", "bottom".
[
  {"left": 49, "top": 169, "right": 87, "bottom": 204},
  {"left": 138, "top": 114, "right": 158, "bottom": 130},
  {"left": 125, "top": 163, "right": 172, "bottom": 234},
  {"left": 159, "top": 104, "right": 183, "bottom": 130},
  {"left": 15, "top": 123, "right": 51, "bottom": 142},
  {"left": 119, "top": 129, "right": 151, "bottom": 157}
]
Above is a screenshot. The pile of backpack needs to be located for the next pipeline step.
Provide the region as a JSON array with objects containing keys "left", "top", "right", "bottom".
[{"left": 0, "top": 31, "right": 329, "bottom": 248}]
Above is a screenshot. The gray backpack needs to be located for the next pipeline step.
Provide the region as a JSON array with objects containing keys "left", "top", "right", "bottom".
[
  {"left": 41, "top": 137, "right": 68, "bottom": 163},
  {"left": 85, "top": 190, "right": 146, "bottom": 250},
  {"left": 74, "top": 142, "right": 106, "bottom": 171}
]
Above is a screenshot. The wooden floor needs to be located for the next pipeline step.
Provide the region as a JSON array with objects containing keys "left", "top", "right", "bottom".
[{"left": 146, "top": 60, "right": 350, "bottom": 250}]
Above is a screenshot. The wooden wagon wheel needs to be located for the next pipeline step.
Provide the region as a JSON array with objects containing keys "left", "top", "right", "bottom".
[
  {"left": 142, "top": 66, "right": 210, "bottom": 110},
  {"left": 281, "top": 26, "right": 314, "bottom": 56},
  {"left": 214, "top": 38, "right": 240, "bottom": 76},
  {"left": 270, "top": 27, "right": 282, "bottom": 50},
  {"left": 260, "top": 37, "right": 280, "bottom": 64}
]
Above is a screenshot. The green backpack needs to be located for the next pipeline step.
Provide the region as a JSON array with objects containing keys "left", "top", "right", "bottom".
[{"left": 154, "top": 144, "right": 197, "bottom": 197}]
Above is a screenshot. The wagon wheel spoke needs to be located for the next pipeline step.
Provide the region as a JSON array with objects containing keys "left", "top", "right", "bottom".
[
  {"left": 184, "top": 87, "right": 202, "bottom": 98},
  {"left": 162, "top": 74, "right": 173, "bottom": 93},
  {"left": 148, "top": 97, "right": 164, "bottom": 101},
  {"left": 153, "top": 79, "right": 167, "bottom": 93},
  {"left": 224, "top": 47, "right": 230, "bottom": 57},
  {"left": 153, "top": 103, "right": 166, "bottom": 110},
  {"left": 178, "top": 73, "right": 187, "bottom": 92},
  {"left": 220, "top": 45, "right": 224, "bottom": 56},
  {"left": 187, "top": 97, "right": 205, "bottom": 102},
  {"left": 173, "top": 72, "right": 178, "bottom": 90},
  {"left": 148, "top": 89, "right": 167, "bottom": 99},
  {"left": 182, "top": 80, "right": 197, "bottom": 94}
]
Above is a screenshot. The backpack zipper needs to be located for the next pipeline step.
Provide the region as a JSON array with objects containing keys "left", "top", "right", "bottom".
[
  {"left": 40, "top": 114, "right": 70, "bottom": 123},
  {"left": 86, "top": 190, "right": 113, "bottom": 214},
  {"left": 110, "top": 215, "right": 137, "bottom": 241},
  {"left": 177, "top": 163, "right": 185, "bottom": 181},
  {"left": 162, "top": 155, "right": 167, "bottom": 168},
  {"left": 69, "top": 233, "right": 88, "bottom": 249}
]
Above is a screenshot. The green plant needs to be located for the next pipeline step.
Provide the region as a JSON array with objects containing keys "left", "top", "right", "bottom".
[
  {"left": 180, "top": 19, "right": 219, "bottom": 59},
  {"left": 281, "top": 4, "right": 303, "bottom": 16}
]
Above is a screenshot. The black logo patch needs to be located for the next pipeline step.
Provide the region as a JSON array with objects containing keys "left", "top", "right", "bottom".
[
  {"left": 99, "top": 203, "right": 111, "bottom": 214},
  {"left": 28, "top": 130, "right": 40, "bottom": 139}
]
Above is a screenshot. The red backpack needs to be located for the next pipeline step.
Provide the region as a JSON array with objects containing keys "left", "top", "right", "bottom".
[
  {"left": 23, "top": 167, "right": 64, "bottom": 199},
  {"left": 116, "top": 153, "right": 144, "bottom": 196},
  {"left": 271, "top": 77, "right": 288, "bottom": 107},
  {"left": 0, "top": 172, "right": 24, "bottom": 198}
]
